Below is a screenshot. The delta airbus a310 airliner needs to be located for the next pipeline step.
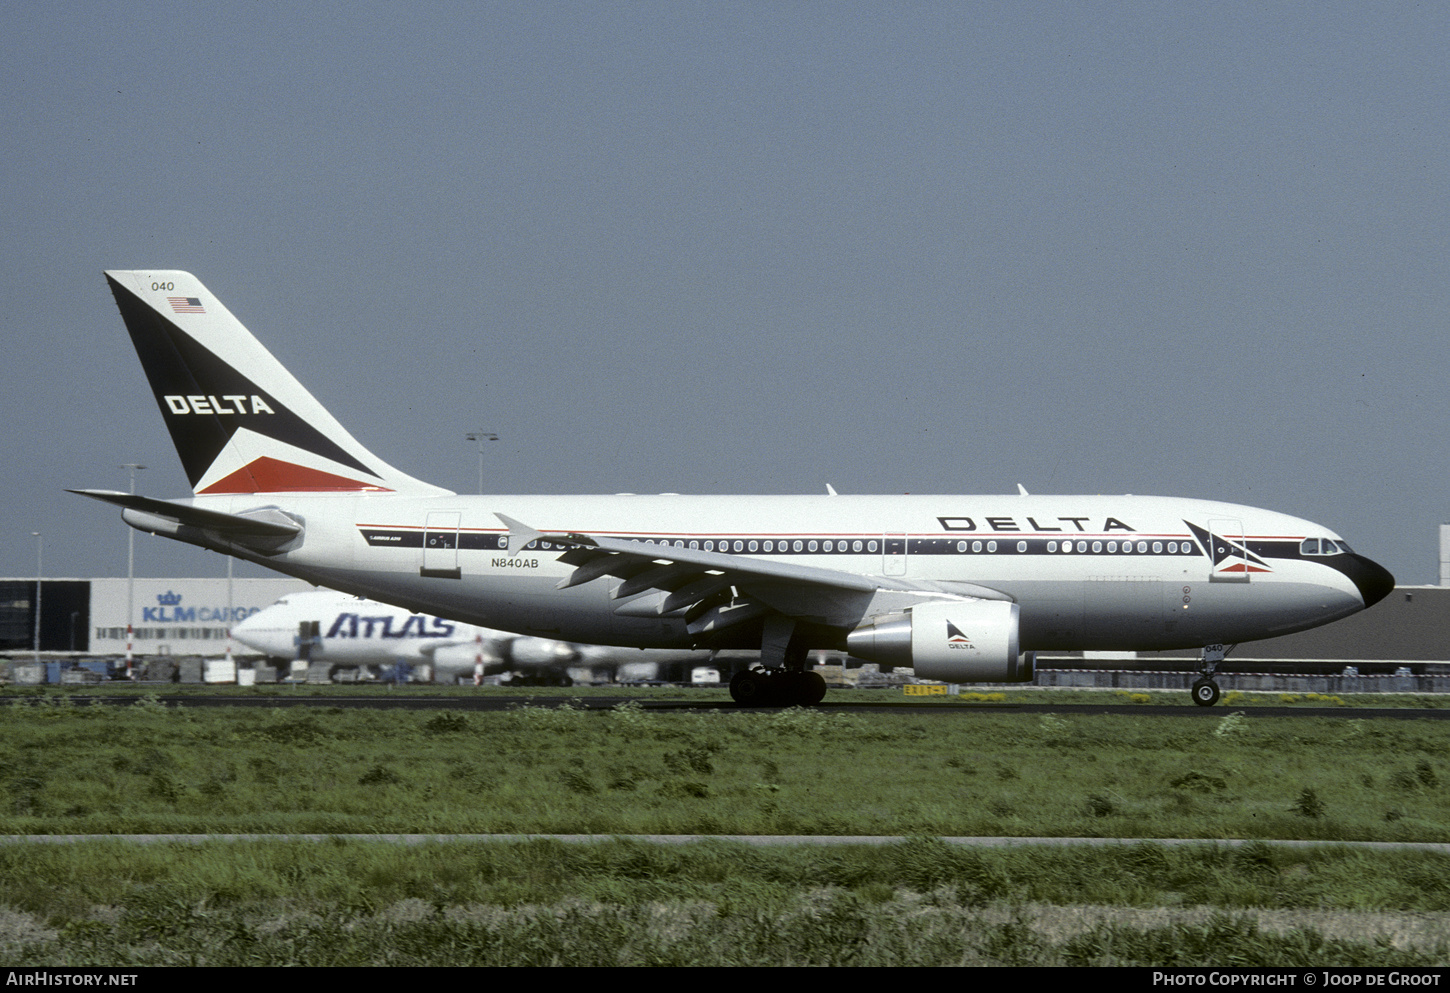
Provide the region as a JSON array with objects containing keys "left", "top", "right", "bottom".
[{"left": 73, "top": 270, "right": 1395, "bottom": 706}]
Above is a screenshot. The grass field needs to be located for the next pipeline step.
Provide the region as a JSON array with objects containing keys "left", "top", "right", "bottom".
[
  {"left": 2, "top": 838, "right": 1450, "bottom": 965},
  {"left": 1, "top": 690, "right": 1448, "bottom": 964},
  {"left": 4, "top": 691, "right": 1449, "bottom": 838}
]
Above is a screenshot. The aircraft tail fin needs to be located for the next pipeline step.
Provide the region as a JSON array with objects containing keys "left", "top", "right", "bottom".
[{"left": 103, "top": 270, "right": 449, "bottom": 497}]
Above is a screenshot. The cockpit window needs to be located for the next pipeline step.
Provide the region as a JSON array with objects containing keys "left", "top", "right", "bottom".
[
  {"left": 1301, "top": 537, "right": 1348, "bottom": 556},
  {"left": 1300, "top": 538, "right": 1319, "bottom": 555}
]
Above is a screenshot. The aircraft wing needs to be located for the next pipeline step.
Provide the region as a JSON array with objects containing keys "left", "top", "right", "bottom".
[
  {"left": 413, "top": 631, "right": 537, "bottom": 659},
  {"left": 413, "top": 638, "right": 485, "bottom": 658},
  {"left": 496, "top": 513, "right": 1011, "bottom": 634}
]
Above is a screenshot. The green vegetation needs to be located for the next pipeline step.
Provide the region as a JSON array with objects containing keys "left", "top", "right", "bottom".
[
  {"left": 2, "top": 696, "right": 1450, "bottom": 839},
  {"left": 0, "top": 839, "right": 1448, "bottom": 965},
  {"left": 2, "top": 697, "right": 1449, "bottom": 963}
]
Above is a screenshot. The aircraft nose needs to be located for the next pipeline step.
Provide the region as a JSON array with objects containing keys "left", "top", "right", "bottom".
[
  {"left": 231, "top": 610, "right": 263, "bottom": 636},
  {"left": 1344, "top": 554, "right": 1396, "bottom": 608}
]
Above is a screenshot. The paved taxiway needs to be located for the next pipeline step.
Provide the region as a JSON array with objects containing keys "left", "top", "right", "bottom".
[{"left": 49, "top": 694, "right": 1450, "bottom": 720}]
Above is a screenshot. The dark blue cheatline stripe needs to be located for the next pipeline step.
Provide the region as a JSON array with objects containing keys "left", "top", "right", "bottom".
[{"left": 358, "top": 528, "right": 1204, "bottom": 559}]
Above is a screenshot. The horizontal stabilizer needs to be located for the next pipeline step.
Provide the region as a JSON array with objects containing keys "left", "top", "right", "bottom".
[{"left": 68, "top": 489, "right": 302, "bottom": 548}]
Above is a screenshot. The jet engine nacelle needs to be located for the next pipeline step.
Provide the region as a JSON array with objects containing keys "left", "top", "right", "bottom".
[
  {"left": 845, "top": 599, "right": 1034, "bottom": 682},
  {"left": 508, "top": 637, "right": 578, "bottom": 666}
]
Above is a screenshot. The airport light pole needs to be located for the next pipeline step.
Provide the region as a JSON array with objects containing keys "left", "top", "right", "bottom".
[
  {"left": 465, "top": 432, "right": 499, "bottom": 495},
  {"left": 121, "top": 464, "right": 145, "bottom": 678},
  {"left": 30, "top": 532, "right": 41, "bottom": 666},
  {"left": 225, "top": 555, "right": 234, "bottom": 672}
]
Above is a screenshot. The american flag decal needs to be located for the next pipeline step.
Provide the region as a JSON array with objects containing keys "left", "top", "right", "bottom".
[{"left": 168, "top": 297, "right": 205, "bottom": 314}]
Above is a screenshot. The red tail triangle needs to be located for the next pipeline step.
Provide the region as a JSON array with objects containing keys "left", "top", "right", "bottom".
[{"left": 199, "top": 457, "right": 394, "bottom": 494}]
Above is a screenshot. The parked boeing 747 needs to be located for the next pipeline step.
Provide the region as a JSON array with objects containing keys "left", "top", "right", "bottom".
[
  {"left": 73, "top": 271, "right": 1395, "bottom": 706},
  {"left": 233, "top": 588, "right": 717, "bottom": 686},
  {"left": 233, "top": 588, "right": 578, "bottom": 685}
]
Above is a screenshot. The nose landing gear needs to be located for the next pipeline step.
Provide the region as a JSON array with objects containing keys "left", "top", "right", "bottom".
[
  {"left": 1190, "top": 678, "right": 1221, "bottom": 707},
  {"left": 1190, "top": 643, "right": 1234, "bottom": 707}
]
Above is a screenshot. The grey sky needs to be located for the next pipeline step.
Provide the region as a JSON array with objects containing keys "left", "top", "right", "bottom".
[{"left": 3, "top": 2, "right": 1446, "bottom": 585}]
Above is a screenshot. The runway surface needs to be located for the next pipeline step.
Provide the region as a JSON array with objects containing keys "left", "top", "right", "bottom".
[{"left": 53, "top": 693, "right": 1450, "bottom": 720}]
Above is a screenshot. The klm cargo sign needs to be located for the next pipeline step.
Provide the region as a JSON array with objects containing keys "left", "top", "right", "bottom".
[
  {"left": 89, "top": 577, "right": 314, "bottom": 657},
  {"left": 142, "top": 590, "right": 259, "bottom": 625}
]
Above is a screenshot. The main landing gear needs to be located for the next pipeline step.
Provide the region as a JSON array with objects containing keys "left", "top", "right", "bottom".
[
  {"left": 729, "top": 666, "right": 828, "bottom": 707},
  {"left": 728, "top": 614, "right": 828, "bottom": 707},
  {"left": 1190, "top": 643, "right": 1234, "bottom": 707},
  {"left": 504, "top": 672, "right": 573, "bottom": 687}
]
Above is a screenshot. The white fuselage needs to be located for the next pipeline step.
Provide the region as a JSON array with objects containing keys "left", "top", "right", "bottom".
[{"left": 200, "top": 491, "right": 1377, "bottom": 653}]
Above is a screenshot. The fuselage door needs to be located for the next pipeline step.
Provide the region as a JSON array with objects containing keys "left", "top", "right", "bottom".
[
  {"left": 883, "top": 534, "right": 908, "bottom": 577},
  {"left": 422, "top": 511, "right": 462, "bottom": 579},
  {"left": 296, "top": 620, "right": 320, "bottom": 662},
  {"left": 1207, "top": 517, "right": 1250, "bottom": 584}
]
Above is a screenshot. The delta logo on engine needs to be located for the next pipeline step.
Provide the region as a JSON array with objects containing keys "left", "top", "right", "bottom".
[{"left": 946, "top": 621, "right": 974, "bottom": 651}]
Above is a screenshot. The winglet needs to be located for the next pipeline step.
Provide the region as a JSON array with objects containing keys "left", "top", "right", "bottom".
[
  {"left": 826, "top": 483, "right": 838, "bottom": 496},
  {"left": 1017, "top": 484, "right": 1029, "bottom": 496}
]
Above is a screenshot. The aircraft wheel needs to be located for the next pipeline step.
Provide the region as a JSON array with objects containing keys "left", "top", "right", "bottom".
[
  {"left": 730, "top": 669, "right": 771, "bottom": 706},
  {"left": 800, "top": 670, "right": 827, "bottom": 706},
  {"left": 773, "top": 669, "right": 805, "bottom": 705},
  {"left": 1191, "top": 679, "right": 1221, "bottom": 708}
]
